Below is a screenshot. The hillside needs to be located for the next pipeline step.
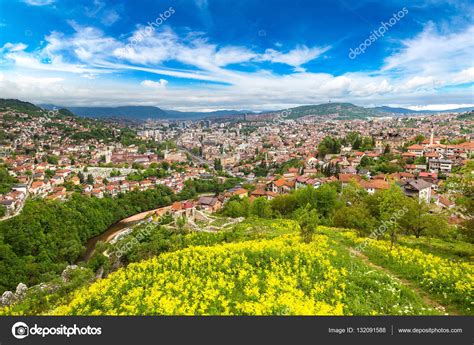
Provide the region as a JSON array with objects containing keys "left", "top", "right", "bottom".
[
  {"left": 40, "top": 104, "right": 248, "bottom": 121},
  {"left": 35, "top": 101, "right": 474, "bottom": 121},
  {"left": 456, "top": 111, "right": 474, "bottom": 120},
  {"left": 43, "top": 224, "right": 473, "bottom": 316},
  {"left": 373, "top": 106, "right": 474, "bottom": 115},
  {"left": 0, "top": 99, "right": 75, "bottom": 118},
  {"left": 286, "top": 103, "right": 381, "bottom": 120},
  {"left": 0, "top": 99, "right": 46, "bottom": 115},
  {"left": 2, "top": 217, "right": 471, "bottom": 316},
  {"left": 40, "top": 105, "right": 169, "bottom": 120},
  {"left": 0, "top": 98, "right": 135, "bottom": 145}
]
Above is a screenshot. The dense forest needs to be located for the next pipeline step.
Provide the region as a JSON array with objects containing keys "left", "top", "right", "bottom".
[{"left": 0, "top": 186, "right": 174, "bottom": 292}]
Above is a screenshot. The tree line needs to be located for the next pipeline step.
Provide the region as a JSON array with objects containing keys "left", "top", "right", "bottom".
[
  {"left": 0, "top": 186, "right": 174, "bottom": 292},
  {"left": 222, "top": 182, "right": 458, "bottom": 244}
]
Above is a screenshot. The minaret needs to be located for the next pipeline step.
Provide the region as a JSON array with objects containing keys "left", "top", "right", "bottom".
[{"left": 429, "top": 130, "right": 434, "bottom": 146}]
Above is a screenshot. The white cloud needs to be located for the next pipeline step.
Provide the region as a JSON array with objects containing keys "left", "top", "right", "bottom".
[
  {"left": 407, "top": 103, "right": 474, "bottom": 111},
  {"left": 101, "top": 10, "right": 120, "bottom": 26},
  {"left": 141, "top": 79, "right": 168, "bottom": 89},
  {"left": 382, "top": 23, "right": 474, "bottom": 88},
  {"left": 260, "top": 45, "right": 331, "bottom": 69},
  {"left": 0, "top": 42, "right": 28, "bottom": 52},
  {"left": 0, "top": 22, "right": 472, "bottom": 111},
  {"left": 22, "top": 0, "right": 55, "bottom": 6}
]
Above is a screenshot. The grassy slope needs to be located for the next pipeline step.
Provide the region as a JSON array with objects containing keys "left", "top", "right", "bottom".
[
  {"left": 322, "top": 228, "right": 473, "bottom": 315},
  {"left": 2, "top": 220, "right": 471, "bottom": 316},
  {"left": 47, "top": 222, "right": 442, "bottom": 316}
]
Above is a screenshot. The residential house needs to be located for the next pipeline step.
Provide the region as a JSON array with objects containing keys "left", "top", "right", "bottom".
[
  {"left": 429, "top": 159, "right": 453, "bottom": 174},
  {"left": 402, "top": 179, "right": 432, "bottom": 203},
  {"left": 358, "top": 179, "right": 390, "bottom": 194},
  {"left": 197, "top": 196, "right": 222, "bottom": 213},
  {"left": 407, "top": 144, "right": 424, "bottom": 157}
]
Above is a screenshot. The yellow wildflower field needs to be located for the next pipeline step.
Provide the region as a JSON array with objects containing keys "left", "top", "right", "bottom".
[
  {"left": 50, "top": 233, "right": 439, "bottom": 316},
  {"left": 341, "top": 231, "right": 473, "bottom": 314}
]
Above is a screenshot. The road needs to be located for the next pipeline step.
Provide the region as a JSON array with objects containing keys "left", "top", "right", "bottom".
[{"left": 177, "top": 145, "right": 210, "bottom": 166}]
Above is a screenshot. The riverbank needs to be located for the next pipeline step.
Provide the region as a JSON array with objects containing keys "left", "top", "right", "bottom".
[{"left": 80, "top": 206, "right": 173, "bottom": 261}]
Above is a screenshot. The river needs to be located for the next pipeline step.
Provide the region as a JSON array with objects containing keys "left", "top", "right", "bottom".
[{"left": 80, "top": 206, "right": 171, "bottom": 262}]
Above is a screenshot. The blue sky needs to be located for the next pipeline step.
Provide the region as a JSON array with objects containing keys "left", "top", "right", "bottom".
[{"left": 0, "top": 0, "right": 473, "bottom": 111}]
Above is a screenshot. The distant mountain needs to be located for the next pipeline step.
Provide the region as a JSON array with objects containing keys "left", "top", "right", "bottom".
[
  {"left": 246, "top": 103, "right": 381, "bottom": 121},
  {"left": 34, "top": 101, "right": 474, "bottom": 121},
  {"left": 165, "top": 109, "right": 250, "bottom": 119},
  {"left": 0, "top": 99, "right": 43, "bottom": 114},
  {"left": 438, "top": 106, "right": 474, "bottom": 113},
  {"left": 40, "top": 105, "right": 168, "bottom": 120},
  {"left": 456, "top": 111, "right": 474, "bottom": 120},
  {"left": 371, "top": 106, "right": 416, "bottom": 114},
  {"left": 250, "top": 103, "right": 474, "bottom": 121},
  {"left": 39, "top": 104, "right": 248, "bottom": 120},
  {"left": 372, "top": 105, "right": 474, "bottom": 114},
  {"left": 0, "top": 99, "right": 73, "bottom": 117},
  {"left": 285, "top": 103, "right": 381, "bottom": 119}
]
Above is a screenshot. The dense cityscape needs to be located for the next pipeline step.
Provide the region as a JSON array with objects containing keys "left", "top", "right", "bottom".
[{"left": 1, "top": 100, "right": 472, "bottom": 221}]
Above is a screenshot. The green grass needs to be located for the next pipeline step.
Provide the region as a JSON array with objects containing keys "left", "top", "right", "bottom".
[
  {"left": 321, "top": 228, "right": 473, "bottom": 315},
  {"left": 396, "top": 236, "right": 474, "bottom": 262},
  {"left": 2, "top": 222, "right": 465, "bottom": 316},
  {"left": 320, "top": 233, "right": 440, "bottom": 315}
]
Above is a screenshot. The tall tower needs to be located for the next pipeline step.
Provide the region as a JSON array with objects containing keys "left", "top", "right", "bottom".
[{"left": 429, "top": 129, "right": 434, "bottom": 146}]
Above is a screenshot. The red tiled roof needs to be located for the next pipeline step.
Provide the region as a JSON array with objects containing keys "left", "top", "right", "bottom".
[
  {"left": 407, "top": 144, "right": 424, "bottom": 150},
  {"left": 338, "top": 174, "right": 361, "bottom": 183}
]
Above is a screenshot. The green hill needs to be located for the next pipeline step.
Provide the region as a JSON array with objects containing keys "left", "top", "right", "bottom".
[
  {"left": 1, "top": 218, "right": 472, "bottom": 316},
  {"left": 0, "top": 99, "right": 44, "bottom": 115},
  {"left": 50, "top": 229, "right": 438, "bottom": 316},
  {"left": 0, "top": 98, "right": 75, "bottom": 118},
  {"left": 286, "top": 103, "right": 381, "bottom": 120}
]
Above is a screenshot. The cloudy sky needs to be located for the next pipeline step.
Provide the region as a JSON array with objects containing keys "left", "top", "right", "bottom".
[{"left": 0, "top": 0, "right": 473, "bottom": 111}]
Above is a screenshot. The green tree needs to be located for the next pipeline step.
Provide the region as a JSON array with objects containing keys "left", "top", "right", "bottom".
[
  {"left": 340, "top": 181, "right": 368, "bottom": 205},
  {"left": 399, "top": 198, "right": 431, "bottom": 238},
  {"left": 317, "top": 136, "right": 341, "bottom": 158},
  {"left": 0, "top": 167, "right": 17, "bottom": 194},
  {"left": 295, "top": 206, "right": 320, "bottom": 243},
  {"left": 223, "top": 198, "right": 250, "bottom": 218},
  {"left": 176, "top": 215, "right": 187, "bottom": 234},
  {"left": 86, "top": 174, "right": 94, "bottom": 185},
  {"left": 78, "top": 171, "right": 85, "bottom": 184},
  {"left": 214, "top": 158, "right": 223, "bottom": 171},
  {"left": 250, "top": 197, "right": 272, "bottom": 218},
  {"left": 332, "top": 205, "right": 376, "bottom": 236},
  {"left": 414, "top": 134, "right": 425, "bottom": 143},
  {"left": 378, "top": 185, "right": 407, "bottom": 249},
  {"left": 313, "top": 184, "right": 339, "bottom": 219},
  {"left": 47, "top": 155, "right": 59, "bottom": 165},
  {"left": 270, "top": 194, "right": 298, "bottom": 216}
]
